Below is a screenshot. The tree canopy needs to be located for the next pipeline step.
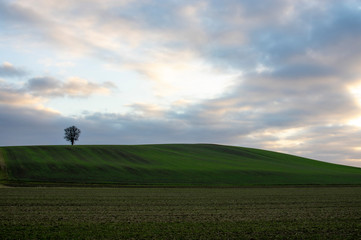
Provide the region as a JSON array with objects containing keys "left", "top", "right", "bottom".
[{"left": 64, "top": 126, "right": 81, "bottom": 145}]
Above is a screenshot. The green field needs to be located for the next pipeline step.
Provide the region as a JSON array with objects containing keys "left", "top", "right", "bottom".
[
  {"left": 1, "top": 145, "right": 361, "bottom": 239},
  {"left": 1, "top": 144, "right": 361, "bottom": 186},
  {"left": 1, "top": 187, "right": 361, "bottom": 239}
]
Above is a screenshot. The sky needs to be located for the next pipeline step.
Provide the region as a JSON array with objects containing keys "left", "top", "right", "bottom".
[{"left": 1, "top": 0, "right": 361, "bottom": 167}]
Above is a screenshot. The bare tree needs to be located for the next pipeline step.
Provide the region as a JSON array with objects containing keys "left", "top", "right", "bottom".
[{"left": 64, "top": 126, "right": 81, "bottom": 145}]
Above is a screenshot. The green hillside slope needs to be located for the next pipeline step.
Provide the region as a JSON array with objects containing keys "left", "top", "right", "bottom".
[{"left": 1, "top": 144, "right": 361, "bottom": 186}]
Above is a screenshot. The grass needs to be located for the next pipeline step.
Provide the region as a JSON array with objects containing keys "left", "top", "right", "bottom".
[
  {"left": 1, "top": 144, "right": 361, "bottom": 186},
  {"left": 0, "top": 148, "right": 8, "bottom": 182},
  {"left": 2, "top": 144, "right": 360, "bottom": 239},
  {"left": 1, "top": 186, "right": 361, "bottom": 239}
]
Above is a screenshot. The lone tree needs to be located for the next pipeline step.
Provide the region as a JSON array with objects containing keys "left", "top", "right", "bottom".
[{"left": 64, "top": 126, "right": 81, "bottom": 145}]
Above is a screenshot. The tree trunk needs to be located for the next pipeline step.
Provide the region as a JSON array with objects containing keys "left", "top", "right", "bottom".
[{"left": 71, "top": 139, "right": 74, "bottom": 145}]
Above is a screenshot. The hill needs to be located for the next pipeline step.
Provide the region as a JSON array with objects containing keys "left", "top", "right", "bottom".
[{"left": 0, "top": 144, "right": 361, "bottom": 186}]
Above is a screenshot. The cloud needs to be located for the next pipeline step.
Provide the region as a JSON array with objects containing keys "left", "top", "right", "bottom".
[
  {"left": 0, "top": 76, "right": 116, "bottom": 112},
  {"left": 125, "top": 49, "right": 239, "bottom": 99},
  {"left": 0, "top": 62, "right": 27, "bottom": 77},
  {"left": 26, "top": 76, "right": 116, "bottom": 98},
  {"left": 0, "top": 86, "right": 42, "bottom": 106},
  {"left": 2, "top": 0, "right": 360, "bottom": 74},
  {"left": 0, "top": 79, "right": 43, "bottom": 107},
  {"left": 0, "top": 104, "right": 67, "bottom": 146}
]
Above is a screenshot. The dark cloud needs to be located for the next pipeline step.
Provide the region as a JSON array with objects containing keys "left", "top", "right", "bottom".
[
  {"left": 198, "top": 1, "right": 361, "bottom": 76},
  {"left": 25, "top": 76, "right": 116, "bottom": 98},
  {"left": 0, "top": 104, "right": 65, "bottom": 146},
  {"left": 0, "top": 62, "right": 26, "bottom": 77},
  {"left": 0, "top": 76, "right": 117, "bottom": 110},
  {"left": 27, "top": 77, "right": 61, "bottom": 92},
  {"left": 0, "top": 0, "right": 41, "bottom": 24}
]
